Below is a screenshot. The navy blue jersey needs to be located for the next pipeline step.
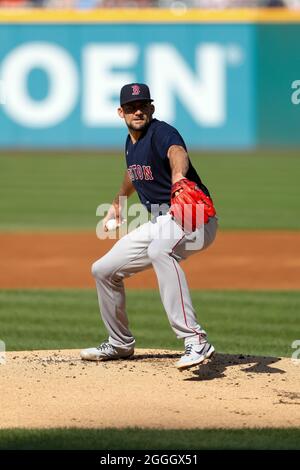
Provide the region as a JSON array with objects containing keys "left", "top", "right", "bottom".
[{"left": 125, "top": 118, "right": 210, "bottom": 213}]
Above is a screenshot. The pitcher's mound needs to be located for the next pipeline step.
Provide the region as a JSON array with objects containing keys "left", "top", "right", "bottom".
[{"left": 1, "top": 349, "right": 299, "bottom": 429}]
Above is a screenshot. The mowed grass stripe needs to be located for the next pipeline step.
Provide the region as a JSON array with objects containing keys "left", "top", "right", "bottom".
[
  {"left": 0, "top": 428, "right": 299, "bottom": 450},
  {"left": 0, "top": 152, "right": 300, "bottom": 230},
  {"left": 0, "top": 289, "right": 298, "bottom": 357}
]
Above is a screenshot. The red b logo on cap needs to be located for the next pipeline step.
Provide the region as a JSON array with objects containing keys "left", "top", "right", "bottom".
[{"left": 131, "top": 85, "right": 140, "bottom": 96}]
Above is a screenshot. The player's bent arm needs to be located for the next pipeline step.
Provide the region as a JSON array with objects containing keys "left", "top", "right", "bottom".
[
  {"left": 112, "top": 170, "right": 136, "bottom": 205},
  {"left": 103, "top": 171, "right": 135, "bottom": 231},
  {"left": 167, "top": 145, "right": 189, "bottom": 184}
]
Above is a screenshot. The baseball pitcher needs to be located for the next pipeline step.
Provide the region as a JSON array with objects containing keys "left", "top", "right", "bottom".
[{"left": 80, "top": 83, "right": 218, "bottom": 370}]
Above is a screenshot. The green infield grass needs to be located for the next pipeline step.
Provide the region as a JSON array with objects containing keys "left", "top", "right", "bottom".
[
  {"left": 0, "top": 151, "right": 299, "bottom": 230},
  {"left": 0, "top": 427, "right": 299, "bottom": 450},
  {"left": 0, "top": 289, "right": 298, "bottom": 357}
]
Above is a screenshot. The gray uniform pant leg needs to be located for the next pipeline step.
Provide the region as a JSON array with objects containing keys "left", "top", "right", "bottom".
[
  {"left": 91, "top": 221, "right": 154, "bottom": 351},
  {"left": 147, "top": 214, "right": 218, "bottom": 342}
]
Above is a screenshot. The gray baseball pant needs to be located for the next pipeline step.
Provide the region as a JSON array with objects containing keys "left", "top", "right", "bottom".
[{"left": 92, "top": 214, "right": 218, "bottom": 352}]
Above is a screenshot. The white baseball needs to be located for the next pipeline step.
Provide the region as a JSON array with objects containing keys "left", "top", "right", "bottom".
[{"left": 105, "top": 219, "right": 118, "bottom": 231}]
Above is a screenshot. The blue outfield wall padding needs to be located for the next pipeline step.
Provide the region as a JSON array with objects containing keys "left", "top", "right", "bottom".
[{"left": 0, "top": 19, "right": 298, "bottom": 149}]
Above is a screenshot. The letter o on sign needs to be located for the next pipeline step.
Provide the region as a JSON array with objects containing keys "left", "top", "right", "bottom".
[{"left": 1, "top": 42, "right": 78, "bottom": 127}]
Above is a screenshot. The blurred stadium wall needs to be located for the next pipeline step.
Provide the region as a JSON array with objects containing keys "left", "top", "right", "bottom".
[{"left": 0, "top": 8, "right": 299, "bottom": 149}]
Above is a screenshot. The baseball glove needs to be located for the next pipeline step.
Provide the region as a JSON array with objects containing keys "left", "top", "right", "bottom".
[{"left": 170, "top": 178, "right": 216, "bottom": 233}]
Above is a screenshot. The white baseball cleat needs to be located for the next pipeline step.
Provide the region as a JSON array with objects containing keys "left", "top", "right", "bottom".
[
  {"left": 80, "top": 341, "right": 134, "bottom": 361},
  {"left": 176, "top": 341, "right": 215, "bottom": 371}
]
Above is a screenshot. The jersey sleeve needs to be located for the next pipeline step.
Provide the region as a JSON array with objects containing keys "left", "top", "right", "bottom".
[{"left": 152, "top": 122, "right": 187, "bottom": 160}]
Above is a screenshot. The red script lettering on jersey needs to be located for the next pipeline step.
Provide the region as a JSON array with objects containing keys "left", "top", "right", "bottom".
[{"left": 127, "top": 165, "right": 154, "bottom": 181}]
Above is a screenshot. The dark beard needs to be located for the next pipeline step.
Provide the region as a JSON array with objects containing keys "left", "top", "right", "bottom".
[{"left": 126, "top": 118, "right": 152, "bottom": 133}]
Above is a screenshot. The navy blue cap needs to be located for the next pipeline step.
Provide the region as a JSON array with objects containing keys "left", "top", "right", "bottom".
[{"left": 120, "top": 83, "right": 153, "bottom": 106}]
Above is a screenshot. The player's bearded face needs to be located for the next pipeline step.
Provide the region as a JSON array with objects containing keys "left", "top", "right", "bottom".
[{"left": 121, "top": 101, "right": 154, "bottom": 131}]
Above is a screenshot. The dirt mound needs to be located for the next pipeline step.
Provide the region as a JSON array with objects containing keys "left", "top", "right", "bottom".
[{"left": 1, "top": 349, "right": 299, "bottom": 429}]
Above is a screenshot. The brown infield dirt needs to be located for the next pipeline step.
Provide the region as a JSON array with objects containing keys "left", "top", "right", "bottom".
[
  {"left": 1, "top": 230, "right": 300, "bottom": 430},
  {"left": 1, "top": 349, "right": 300, "bottom": 429},
  {"left": 1, "top": 230, "right": 300, "bottom": 289}
]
